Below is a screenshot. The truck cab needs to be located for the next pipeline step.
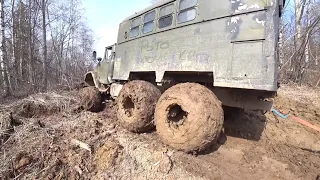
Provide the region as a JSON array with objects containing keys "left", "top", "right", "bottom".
[{"left": 85, "top": 44, "right": 116, "bottom": 92}]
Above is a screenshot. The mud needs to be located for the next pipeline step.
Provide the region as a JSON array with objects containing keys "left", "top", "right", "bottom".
[
  {"left": 94, "top": 140, "right": 123, "bottom": 171},
  {"left": 117, "top": 80, "right": 161, "bottom": 133},
  {"left": 155, "top": 83, "right": 224, "bottom": 153},
  {"left": 0, "top": 84, "right": 319, "bottom": 180}
]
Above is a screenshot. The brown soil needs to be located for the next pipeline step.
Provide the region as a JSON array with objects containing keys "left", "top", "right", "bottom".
[
  {"left": 155, "top": 83, "right": 224, "bottom": 153},
  {"left": 94, "top": 140, "right": 123, "bottom": 172},
  {"left": 117, "top": 80, "right": 161, "bottom": 133},
  {"left": 0, "top": 84, "right": 319, "bottom": 180}
]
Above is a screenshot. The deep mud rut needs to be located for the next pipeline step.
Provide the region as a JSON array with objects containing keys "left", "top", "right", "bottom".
[{"left": 0, "top": 85, "right": 319, "bottom": 180}]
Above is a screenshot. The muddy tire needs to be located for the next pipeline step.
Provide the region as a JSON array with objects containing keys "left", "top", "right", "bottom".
[
  {"left": 117, "top": 80, "right": 161, "bottom": 133},
  {"left": 155, "top": 83, "right": 224, "bottom": 152},
  {"left": 79, "top": 86, "right": 102, "bottom": 112}
]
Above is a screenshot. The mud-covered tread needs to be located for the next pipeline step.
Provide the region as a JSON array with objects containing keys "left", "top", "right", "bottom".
[
  {"left": 155, "top": 83, "right": 224, "bottom": 153},
  {"left": 79, "top": 86, "right": 102, "bottom": 112},
  {"left": 117, "top": 80, "right": 161, "bottom": 133}
]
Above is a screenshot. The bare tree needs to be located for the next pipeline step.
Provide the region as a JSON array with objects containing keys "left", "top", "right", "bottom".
[
  {"left": 0, "top": 0, "right": 11, "bottom": 96},
  {"left": 279, "top": 0, "right": 320, "bottom": 85},
  {"left": 42, "top": 0, "right": 48, "bottom": 91},
  {"left": 0, "top": 0, "right": 95, "bottom": 96}
]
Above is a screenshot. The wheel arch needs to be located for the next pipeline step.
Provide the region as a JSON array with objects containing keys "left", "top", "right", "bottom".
[{"left": 84, "top": 71, "right": 98, "bottom": 87}]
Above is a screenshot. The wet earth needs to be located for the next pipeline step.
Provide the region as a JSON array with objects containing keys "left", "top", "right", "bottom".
[{"left": 0, "top": 85, "right": 319, "bottom": 180}]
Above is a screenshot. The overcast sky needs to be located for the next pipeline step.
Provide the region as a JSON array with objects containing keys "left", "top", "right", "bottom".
[{"left": 82, "top": 0, "right": 151, "bottom": 57}]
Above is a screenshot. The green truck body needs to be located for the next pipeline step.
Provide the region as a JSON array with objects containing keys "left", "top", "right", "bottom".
[{"left": 86, "top": 0, "right": 284, "bottom": 110}]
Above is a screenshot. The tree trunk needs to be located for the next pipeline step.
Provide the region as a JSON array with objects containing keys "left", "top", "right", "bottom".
[
  {"left": 11, "top": 0, "right": 19, "bottom": 87},
  {"left": 293, "top": 0, "right": 308, "bottom": 83},
  {"left": 41, "top": 0, "right": 48, "bottom": 91},
  {"left": 304, "top": 1, "right": 310, "bottom": 64},
  {"left": 294, "top": 0, "right": 303, "bottom": 82},
  {"left": 0, "top": 0, "right": 12, "bottom": 96},
  {"left": 28, "top": 0, "right": 35, "bottom": 90},
  {"left": 295, "top": 0, "right": 303, "bottom": 42}
]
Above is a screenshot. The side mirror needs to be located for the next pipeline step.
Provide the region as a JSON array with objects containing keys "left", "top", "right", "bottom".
[{"left": 92, "top": 51, "right": 97, "bottom": 60}]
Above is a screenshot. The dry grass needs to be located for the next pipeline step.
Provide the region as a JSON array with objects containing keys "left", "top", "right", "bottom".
[
  {"left": 0, "top": 120, "right": 54, "bottom": 179},
  {"left": 4, "top": 91, "right": 79, "bottom": 118},
  {"left": 0, "top": 91, "right": 82, "bottom": 179},
  {"left": 278, "top": 84, "right": 320, "bottom": 108}
]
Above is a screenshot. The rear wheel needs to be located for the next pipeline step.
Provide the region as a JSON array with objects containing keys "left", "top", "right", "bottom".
[
  {"left": 117, "top": 80, "right": 161, "bottom": 133},
  {"left": 155, "top": 83, "right": 224, "bottom": 152}
]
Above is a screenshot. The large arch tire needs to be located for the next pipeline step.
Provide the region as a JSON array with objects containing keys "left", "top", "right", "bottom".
[
  {"left": 79, "top": 86, "right": 102, "bottom": 112},
  {"left": 155, "top": 83, "right": 224, "bottom": 153},
  {"left": 117, "top": 80, "right": 161, "bottom": 133}
]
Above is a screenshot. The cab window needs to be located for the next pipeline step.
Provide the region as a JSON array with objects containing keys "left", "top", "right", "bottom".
[
  {"left": 159, "top": 4, "right": 174, "bottom": 29},
  {"left": 143, "top": 10, "right": 156, "bottom": 34},
  {"left": 130, "top": 17, "right": 141, "bottom": 38},
  {"left": 178, "top": 0, "right": 197, "bottom": 23}
]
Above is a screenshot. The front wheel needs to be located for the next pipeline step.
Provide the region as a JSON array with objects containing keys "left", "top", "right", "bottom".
[
  {"left": 155, "top": 83, "right": 224, "bottom": 153},
  {"left": 79, "top": 86, "right": 102, "bottom": 112}
]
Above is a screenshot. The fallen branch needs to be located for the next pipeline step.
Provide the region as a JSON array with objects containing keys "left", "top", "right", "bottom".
[
  {"left": 70, "top": 139, "right": 92, "bottom": 153},
  {"left": 316, "top": 75, "right": 320, "bottom": 87}
]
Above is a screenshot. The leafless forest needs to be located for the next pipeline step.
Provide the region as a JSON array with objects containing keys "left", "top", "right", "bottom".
[
  {"left": 0, "top": 0, "right": 320, "bottom": 97},
  {"left": 280, "top": 0, "right": 320, "bottom": 86},
  {"left": 0, "top": 0, "right": 94, "bottom": 97}
]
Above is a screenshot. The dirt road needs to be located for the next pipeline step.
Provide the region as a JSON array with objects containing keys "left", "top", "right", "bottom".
[{"left": 0, "top": 85, "right": 319, "bottom": 179}]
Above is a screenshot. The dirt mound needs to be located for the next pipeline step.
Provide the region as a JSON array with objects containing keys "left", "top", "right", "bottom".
[
  {"left": 0, "top": 110, "right": 116, "bottom": 179},
  {"left": 7, "top": 92, "right": 79, "bottom": 118}
]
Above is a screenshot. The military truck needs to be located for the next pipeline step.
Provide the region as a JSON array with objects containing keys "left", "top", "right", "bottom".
[{"left": 82, "top": 0, "right": 284, "bottom": 152}]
